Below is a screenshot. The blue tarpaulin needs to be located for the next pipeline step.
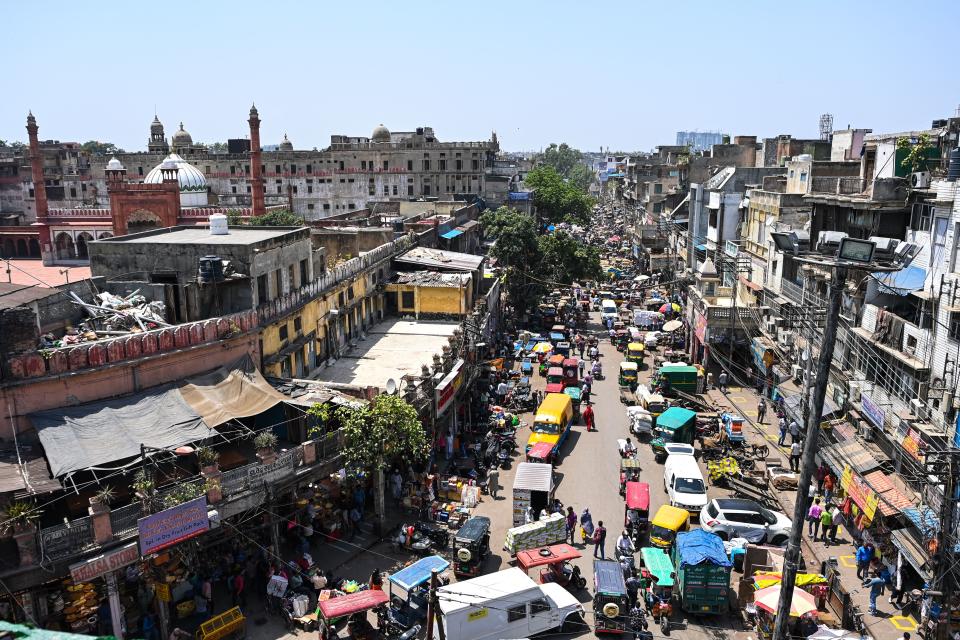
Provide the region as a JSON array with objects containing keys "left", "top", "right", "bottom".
[
  {"left": 388, "top": 555, "right": 450, "bottom": 591},
  {"left": 874, "top": 265, "right": 927, "bottom": 295},
  {"left": 902, "top": 507, "right": 938, "bottom": 536},
  {"left": 440, "top": 229, "right": 464, "bottom": 240},
  {"left": 695, "top": 244, "right": 707, "bottom": 251},
  {"left": 676, "top": 529, "right": 732, "bottom": 567}
]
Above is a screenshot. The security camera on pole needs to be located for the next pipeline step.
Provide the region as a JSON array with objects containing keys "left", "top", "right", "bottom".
[{"left": 767, "top": 233, "right": 915, "bottom": 640}]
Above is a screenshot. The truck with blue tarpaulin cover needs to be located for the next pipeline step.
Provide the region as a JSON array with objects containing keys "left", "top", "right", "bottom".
[{"left": 671, "top": 529, "right": 732, "bottom": 615}]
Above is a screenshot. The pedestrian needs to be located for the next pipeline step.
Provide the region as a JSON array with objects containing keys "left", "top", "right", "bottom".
[
  {"left": 789, "top": 419, "right": 801, "bottom": 444},
  {"left": 823, "top": 473, "right": 835, "bottom": 502},
  {"left": 718, "top": 371, "right": 728, "bottom": 393},
  {"left": 232, "top": 570, "right": 246, "bottom": 609},
  {"left": 201, "top": 575, "right": 213, "bottom": 614},
  {"left": 706, "top": 372, "right": 714, "bottom": 390},
  {"left": 856, "top": 543, "right": 872, "bottom": 579},
  {"left": 580, "top": 508, "right": 594, "bottom": 543},
  {"left": 819, "top": 505, "right": 833, "bottom": 545},
  {"left": 578, "top": 359, "right": 585, "bottom": 377},
  {"left": 827, "top": 504, "right": 842, "bottom": 543},
  {"left": 578, "top": 343, "right": 585, "bottom": 359},
  {"left": 778, "top": 417, "right": 788, "bottom": 446},
  {"left": 790, "top": 440, "right": 802, "bottom": 472},
  {"left": 593, "top": 520, "right": 607, "bottom": 559},
  {"left": 889, "top": 562, "right": 904, "bottom": 608},
  {"left": 583, "top": 404, "right": 595, "bottom": 431},
  {"left": 865, "top": 574, "right": 885, "bottom": 615},
  {"left": 487, "top": 468, "right": 500, "bottom": 499},
  {"left": 565, "top": 506, "right": 577, "bottom": 544},
  {"left": 589, "top": 345, "right": 599, "bottom": 360},
  {"left": 582, "top": 387, "right": 592, "bottom": 406},
  {"left": 807, "top": 499, "right": 823, "bottom": 539},
  {"left": 757, "top": 398, "right": 767, "bottom": 424},
  {"left": 816, "top": 462, "right": 829, "bottom": 492}
]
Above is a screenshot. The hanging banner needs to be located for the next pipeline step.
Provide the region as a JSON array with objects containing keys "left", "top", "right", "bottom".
[
  {"left": 435, "top": 359, "right": 466, "bottom": 416},
  {"left": 841, "top": 465, "right": 879, "bottom": 520},
  {"left": 901, "top": 428, "right": 924, "bottom": 462},
  {"left": 861, "top": 393, "right": 886, "bottom": 428}
]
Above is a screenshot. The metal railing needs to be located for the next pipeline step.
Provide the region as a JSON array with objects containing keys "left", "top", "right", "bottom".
[
  {"left": 109, "top": 502, "right": 142, "bottom": 538},
  {"left": 39, "top": 515, "right": 95, "bottom": 562}
]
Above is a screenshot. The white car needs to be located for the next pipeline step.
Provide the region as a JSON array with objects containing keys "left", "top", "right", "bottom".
[
  {"left": 663, "top": 452, "right": 708, "bottom": 513},
  {"left": 699, "top": 498, "right": 792, "bottom": 545},
  {"left": 663, "top": 443, "right": 695, "bottom": 457}
]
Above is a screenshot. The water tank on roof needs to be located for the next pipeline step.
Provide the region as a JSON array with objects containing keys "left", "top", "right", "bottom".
[
  {"left": 948, "top": 148, "right": 960, "bottom": 182},
  {"left": 199, "top": 255, "right": 224, "bottom": 283},
  {"left": 797, "top": 154, "right": 813, "bottom": 162},
  {"left": 209, "top": 212, "right": 229, "bottom": 235}
]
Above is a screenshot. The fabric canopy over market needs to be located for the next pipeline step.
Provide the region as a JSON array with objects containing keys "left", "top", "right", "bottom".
[{"left": 31, "top": 355, "right": 289, "bottom": 478}]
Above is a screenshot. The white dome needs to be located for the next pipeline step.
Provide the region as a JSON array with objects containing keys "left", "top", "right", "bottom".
[
  {"left": 144, "top": 153, "right": 207, "bottom": 192},
  {"left": 106, "top": 156, "right": 125, "bottom": 171}
]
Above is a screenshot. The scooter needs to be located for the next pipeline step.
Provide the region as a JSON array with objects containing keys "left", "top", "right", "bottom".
[
  {"left": 615, "top": 546, "right": 636, "bottom": 576},
  {"left": 592, "top": 362, "right": 603, "bottom": 380}
]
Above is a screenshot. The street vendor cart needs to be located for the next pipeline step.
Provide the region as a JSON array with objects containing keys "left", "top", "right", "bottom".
[
  {"left": 386, "top": 555, "right": 449, "bottom": 627},
  {"left": 317, "top": 589, "right": 389, "bottom": 640}
]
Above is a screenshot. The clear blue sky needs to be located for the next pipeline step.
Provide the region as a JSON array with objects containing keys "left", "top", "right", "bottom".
[{"left": 3, "top": 0, "right": 959, "bottom": 153}]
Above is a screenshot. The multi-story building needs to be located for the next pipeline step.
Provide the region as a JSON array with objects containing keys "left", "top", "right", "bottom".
[{"left": 676, "top": 130, "right": 725, "bottom": 152}]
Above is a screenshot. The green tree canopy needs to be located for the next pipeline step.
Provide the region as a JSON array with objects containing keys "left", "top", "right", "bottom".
[
  {"left": 540, "top": 143, "right": 594, "bottom": 191},
  {"left": 524, "top": 165, "right": 594, "bottom": 225},
  {"left": 80, "top": 140, "right": 124, "bottom": 156},
  {"left": 538, "top": 230, "right": 603, "bottom": 285},
  {"left": 335, "top": 395, "right": 429, "bottom": 472},
  {"left": 248, "top": 209, "right": 305, "bottom": 226}
]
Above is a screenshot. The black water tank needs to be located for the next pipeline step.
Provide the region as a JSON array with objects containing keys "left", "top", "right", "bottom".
[
  {"left": 948, "top": 147, "right": 960, "bottom": 182},
  {"left": 198, "top": 255, "right": 224, "bottom": 282}
]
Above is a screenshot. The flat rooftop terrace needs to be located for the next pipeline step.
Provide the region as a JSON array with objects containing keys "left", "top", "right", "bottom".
[
  {"left": 315, "top": 318, "right": 459, "bottom": 388},
  {"left": 94, "top": 226, "right": 306, "bottom": 245}
]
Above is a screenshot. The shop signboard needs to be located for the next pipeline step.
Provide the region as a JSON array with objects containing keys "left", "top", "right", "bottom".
[
  {"left": 70, "top": 542, "right": 140, "bottom": 582},
  {"left": 840, "top": 465, "right": 879, "bottom": 520},
  {"left": 435, "top": 359, "right": 466, "bottom": 416},
  {"left": 861, "top": 393, "right": 886, "bottom": 428},
  {"left": 901, "top": 428, "right": 924, "bottom": 462},
  {"left": 248, "top": 448, "right": 302, "bottom": 487},
  {"left": 694, "top": 312, "right": 707, "bottom": 344},
  {"left": 138, "top": 496, "right": 209, "bottom": 555},
  {"left": 155, "top": 583, "right": 172, "bottom": 602}
]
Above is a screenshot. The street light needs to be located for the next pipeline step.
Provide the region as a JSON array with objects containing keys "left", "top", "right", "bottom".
[{"left": 769, "top": 239, "right": 904, "bottom": 640}]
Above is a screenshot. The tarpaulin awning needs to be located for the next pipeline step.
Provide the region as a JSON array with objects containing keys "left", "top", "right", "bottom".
[
  {"left": 863, "top": 470, "right": 914, "bottom": 517},
  {"left": 440, "top": 229, "right": 463, "bottom": 240},
  {"left": 820, "top": 440, "right": 883, "bottom": 476},
  {"left": 180, "top": 356, "right": 289, "bottom": 428},
  {"left": 875, "top": 265, "right": 927, "bottom": 296},
  {"left": 902, "top": 507, "right": 938, "bottom": 536},
  {"left": 890, "top": 528, "right": 932, "bottom": 580},
  {"left": 781, "top": 390, "right": 841, "bottom": 424},
  {"left": 31, "top": 385, "right": 210, "bottom": 477},
  {"left": 512, "top": 462, "right": 553, "bottom": 493}
]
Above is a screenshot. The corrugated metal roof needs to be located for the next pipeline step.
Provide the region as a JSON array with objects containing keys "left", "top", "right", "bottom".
[
  {"left": 864, "top": 470, "right": 915, "bottom": 517},
  {"left": 395, "top": 247, "right": 484, "bottom": 271},
  {"left": 393, "top": 271, "right": 471, "bottom": 288}
]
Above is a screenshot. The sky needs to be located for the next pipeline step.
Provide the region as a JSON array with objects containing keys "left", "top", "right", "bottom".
[{"left": 3, "top": 0, "right": 959, "bottom": 154}]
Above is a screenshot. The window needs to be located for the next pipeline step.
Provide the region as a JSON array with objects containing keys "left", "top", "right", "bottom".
[
  {"left": 307, "top": 186, "right": 313, "bottom": 194},
  {"left": 257, "top": 274, "right": 268, "bottom": 305},
  {"left": 307, "top": 203, "right": 314, "bottom": 210},
  {"left": 294, "top": 317, "right": 302, "bottom": 334},
  {"left": 348, "top": 286, "right": 355, "bottom": 300},
  {"left": 383, "top": 185, "right": 389, "bottom": 195},
  {"left": 654, "top": 183, "right": 663, "bottom": 194},
  {"left": 455, "top": 159, "right": 462, "bottom": 170},
  {"left": 423, "top": 159, "right": 431, "bottom": 170},
  {"left": 275, "top": 269, "right": 282, "bottom": 296},
  {"left": 439, "top": 159, "right": 446, "bottom": 170},
  {"left": 288, "top": 265, "right": 294, "bottom": 290},
  {"left": 932, "top": 217, "right": 949, "bottom": 268},
  {"left": 507, "top": 605, "right": 526, "bottom": 623},
  {"left": 401, "top": 291, "right": 415, "bottom": 309},
  {"left": 361, "top": 161, "right": 367, "bottom": 170},
  {"left": 407, "top": 160, "right": 413, "bottom": 171},
  {"left": 423, "top": 185, "right": 431, "bottom": 196},
  {"left": 472, "top": 159, "right": 479, "bottom": 170},
  {"left": 339, "top": 161, "right": 344, "bottom": 170},
  {"left": 138, "top": 166, "right": 144, "bottom": 176},
  {"left": 276, "top": 165, "right": 282, "bottom": 173},
  {"left": 788, "top": 170, "right": 794, "bottom": 179},
  {"left": 951, "top": 312, "right": 960, "bottom": 341},
  {"left": 348, "top": 203, "right": 356, "bottom": 209},
  {"left": 323, "top": 203, "right": 330, "bottom": 210},
  {"left": 292, "top": 186, "right": 298, "bottom": 194},
  {"left": 348, "top": 178, "right": 355, "bottom": 183},
  {"left": 800, "top": 172, "right": 808, "bottom": 182},
  {"left": 382, "top": 160, "right": 389, "bottom": 170},
  {"left": 276, "top": 179, "right": 282, "bottom": 184},
  {"left": 245, "top": 164, "right": 250, "bottom": 174},
  {"left": 408, "top": 185, "right": 414, "bottom": 196},
  {"left": 230, "top": 165, "right": 236, "bottom": 175},
  {"left": 300, "top": 259, "right": 308, "bottom": 284},
  {"left": 290, "top": 164, "right": 297, "bottom": 173},
  {"left": 69, "top": 187, "right": 76, "bottom": 198},
  {"left": 232, "top": 186, "right": 237, "bottom": 194},
  {"left": 247, "top": 186, "right": 251, "bottom": 193},
  {"left": 306, "top": 164, "right": 312, "bottom": 173},
  {"left": 338, "top": 292, "right": 345, "bottom": 307},
  {"left": 277, "top": 186, "right": 282, "bottom": 193},
  {"left": 530, "top": 598, "right": 550, "bottom": 615},
  {"left": 279, "top": 324, "right": 289, "bottom": 341}
]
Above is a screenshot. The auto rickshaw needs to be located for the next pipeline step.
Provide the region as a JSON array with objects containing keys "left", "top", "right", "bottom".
[
  {"left": 626, "top": 342, "right": 645, "bottom": 365},
  {"left": 639, "top": 547, "right": 675, "bottom": 633},
  {"left": 545, "top": 367, "right": 565, "bottom": 394},
  {"left": 520, "top": 356, "right": 534, "bottom": 377},
  {"left": 618, "top": 361, "right": 638, "bottom": 387},
  {"left": 564, "top": 386, "right": 582, "bottom": 422},
  {"left": 555, "top": 341, "right": 571, "bottom": 358},
  {"left": 387, "top": 555, "right": 450, "bottom": 626},
  {"left": 453, "top": 516, "right": 490, "bottom": 578},
  {"left": 526, "top": 441, "right": 554, "bottom": 465},
  {"left": 619, "top": 458, "right": 642, "bottom": 496},
  {"left": 317, "top": 589, "right": 389, "bottom": 640},
  {"left": 549, "top": 331, "right": 566, "bottom": 346},
  {"left": 650, "top": 407, "right": 697, "bottom": 462},
  {"left": 721, "top": 413, "right": 746, "bottom": 444},
  {"left": 550, "top": 325, "right": 568, "bottom": 341},
  {"left": 561, "top": 358, "right": 579, "bottom": 388},
  {"left": 614, "top": 329, "right": 630, "bottom": 352},
  {"left": 540, "top": 353, "right": 564, "bottom": 377},
  {"left": 516, "top": 544, "right": 586, "bottom": 591},
  {"left": 624, "top": 481, "right": 650, "bottom": 543},
  {"left": 649, "top": 505, "right": 690, "bottom": 550}
]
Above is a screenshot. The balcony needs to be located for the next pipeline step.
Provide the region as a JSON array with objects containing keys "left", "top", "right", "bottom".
[
  {"left": 687, "top": 285, "right": 758, "bottom": 328},
  {"left": 855, "top": 303, "right": 932, "bottom": 371},
  {"left": 810, "top": 176, "right": 864, "bottom": 195}
]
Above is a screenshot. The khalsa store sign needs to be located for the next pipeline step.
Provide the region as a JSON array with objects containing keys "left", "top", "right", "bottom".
[{"left": 69, "top": 542, "right": 140, "bottom": 582}]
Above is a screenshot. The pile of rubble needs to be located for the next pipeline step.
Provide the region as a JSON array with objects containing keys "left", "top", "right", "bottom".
[{"left": 38, "top": 291, "right": 171, "bottom": 349}]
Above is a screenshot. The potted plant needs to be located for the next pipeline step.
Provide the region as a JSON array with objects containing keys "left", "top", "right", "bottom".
[
  {"left": 1, "top": 502, "right": 39, "bottom": 536},
  {"left": 89, "top": 486, "right": 116, "bottom": 513},
  {"left": 254, "top": 432, "right": 278, "bottom": 464},
  {"left": 196, "top": 446, "right": 220, "bottom": 473},
  {"left": 132, "top": 469, "right": 155, "bottom": 499}
]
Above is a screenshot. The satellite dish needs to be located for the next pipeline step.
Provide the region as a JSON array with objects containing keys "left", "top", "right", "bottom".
[{"left": 386, "top": 378, "right": 397, "bottom": 395}]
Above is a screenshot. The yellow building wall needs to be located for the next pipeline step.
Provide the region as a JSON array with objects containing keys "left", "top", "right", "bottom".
[{"left": 388, "top": 284, "right": 469, "bottom": 316}]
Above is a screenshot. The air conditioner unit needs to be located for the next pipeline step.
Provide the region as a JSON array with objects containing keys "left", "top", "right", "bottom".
[
  {"left": 858, "top": 419, "right": 873, "bottom": 441},
  {"left": 791, "top": 364, "right": 803, "bottom": 382},
  {"left": 766, "top": 319, "right": 777, "bottom": 334},
  {"left": 848, "top": 382, "right": 862, "bottom": 403},
  {"left": 911, "top": 171, "right": 931, "bottom": 189},
  {"left": 869, "top": 236, "right": 900, "bottom": 257},
  {"left": 779, "top": 330, "right": 795, "bottom": 346},
  {"left": 911, "top": 397, "right": 929, "bottom": 420}
]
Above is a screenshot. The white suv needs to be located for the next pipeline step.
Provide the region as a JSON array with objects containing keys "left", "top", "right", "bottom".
[{"left": 699, "top": 498, "right": 792, "bottom": 546}]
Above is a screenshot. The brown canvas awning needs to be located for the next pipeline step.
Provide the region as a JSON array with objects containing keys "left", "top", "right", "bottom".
[{"left": 179, "top": 355, "right": 290, "bottom": 428}]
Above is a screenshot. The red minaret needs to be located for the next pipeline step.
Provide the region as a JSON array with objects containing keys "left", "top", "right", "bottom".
[
  {"left": 248, "top": 104, "right": 266, "bottom": 217},
  {"left": 26, "top": 112, "right": 53, "bottom": 264}
]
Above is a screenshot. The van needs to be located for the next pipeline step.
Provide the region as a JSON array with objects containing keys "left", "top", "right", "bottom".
[
  {"left": 663, "top": 453, "right": 708, "bottom": 514},
  {"left": 600, "top": 299, "right": 618, "bottom": 322},
  {"left": 436, "top": 567, "right": 583, "bottom": 640},
  {"left": 526, "top": 393, "right": 574, "bottom": 458}
]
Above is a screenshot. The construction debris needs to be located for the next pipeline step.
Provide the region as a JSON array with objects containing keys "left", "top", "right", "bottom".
[{"left": 38, "top": 291, "right": 171, "bottom": 349}]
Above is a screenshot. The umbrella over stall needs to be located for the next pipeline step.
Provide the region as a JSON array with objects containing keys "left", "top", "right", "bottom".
[{"left": 754, "top": 584, "right": 818, "bottom": 617}]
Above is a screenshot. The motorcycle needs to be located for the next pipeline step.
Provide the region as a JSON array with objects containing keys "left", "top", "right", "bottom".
[
  {"left": 592, "top": 362, "right": 603, "bottom": 380},
  {"left": 646, "top": 592, "right": 673, "bottom": 635},
  {"left": 392, "top": 522, "right": 448, "bottom": 555},
  {"left": 615, "top": 545, "right": 636, "bottom": 576},
  {"left": 618, "top": 439, "right": 638, "bottom": 459}
]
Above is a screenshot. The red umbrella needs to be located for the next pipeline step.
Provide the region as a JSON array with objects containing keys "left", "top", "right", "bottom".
[{"left": 609, "top": 235, "right": 621, "bottom": 242}]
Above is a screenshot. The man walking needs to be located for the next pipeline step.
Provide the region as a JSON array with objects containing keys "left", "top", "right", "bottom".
[
  {"left": 789, "top": 419, "right": 801, "bottom": 444},
  {"left": 718, "top": 371, "right": 728, "bottom": 393},
  {"left": 807, "top": 499, "right": 823, "bottom": 539},
  {"left": 778, "top": 416, "right": 788, "bottom": 446},
  {"left": 790, "top": 440, "right": 802, "bottom": 472},
  {"left": 593, "top": 520, "right": 607, "bottom": 559},
  {"left": 865, "top": 574, "right": 886, "bottom": 615},
  {"left": 819, "top": 505, "right": 833, "bottom": 546},
  {"left": 487, "top": 468, "right": 500, "bottom": 500},
  {"left": 757, "top": 398, "right": 767, "bottom": 424},
  {"left": 565, "top": 506, "right": 577, "bottom": 544},
  {"left": 856, "top": 543, "right": 873, "bottom": 579}
]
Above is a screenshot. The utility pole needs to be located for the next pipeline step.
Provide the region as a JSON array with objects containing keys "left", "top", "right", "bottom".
[
  {"left": 772, "top": 266, "right": 847, "bottom": 640},
  {"left": 426, "top": 568, "right": 444, "bottom": 640},
  {"left": 927, "top": 450, "right": 959, "bottom": 640}
]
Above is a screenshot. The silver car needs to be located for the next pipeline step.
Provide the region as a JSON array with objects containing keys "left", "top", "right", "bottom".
[{"left": 699, "top": 498, "right": 792, "bottom": 545}]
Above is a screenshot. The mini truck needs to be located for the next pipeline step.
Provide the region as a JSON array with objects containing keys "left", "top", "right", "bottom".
[{"left": 672, "top": 529, "right": 732, "bottom": 615}]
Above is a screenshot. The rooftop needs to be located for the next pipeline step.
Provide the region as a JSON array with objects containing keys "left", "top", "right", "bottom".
[
  {"left": 94, "top": 226, "right": 307, "bottom": 246},
  {"left": 0, "top": 283, "right": 61, "bottom": 311},
  {"left": 393, "top": 271, "right": 472, "bottom": 288},
  {"left": 314, "top": 319, "right": 459, "bottom": 388},
  {"left": 2, "top": 260, "right": 91, "bottom": 288},
  {"left": 395, "top": 247, "right": 484, "bottom": 271}
]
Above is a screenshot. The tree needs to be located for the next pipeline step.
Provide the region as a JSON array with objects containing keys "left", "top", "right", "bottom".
[
  {"left": 248, "top": 209, "right": 305, "bottom": 226},
  {"left": 322, "top": 395, "right": 429, "bottom": 532},
  {"left": 80, "top": 140, "right": 124, "bottom": 156},
  {"left": 524, "top": 165, "right": 594, "bottom": 225},
  {"left": 540, "top": 143, "right": 594, "bottom": 192},
  {"left": 200, "top": 142, "right": 228, "bottom": 154},
  {"left": 538, "top": 231, "right": 603, "bottom": 285}
]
